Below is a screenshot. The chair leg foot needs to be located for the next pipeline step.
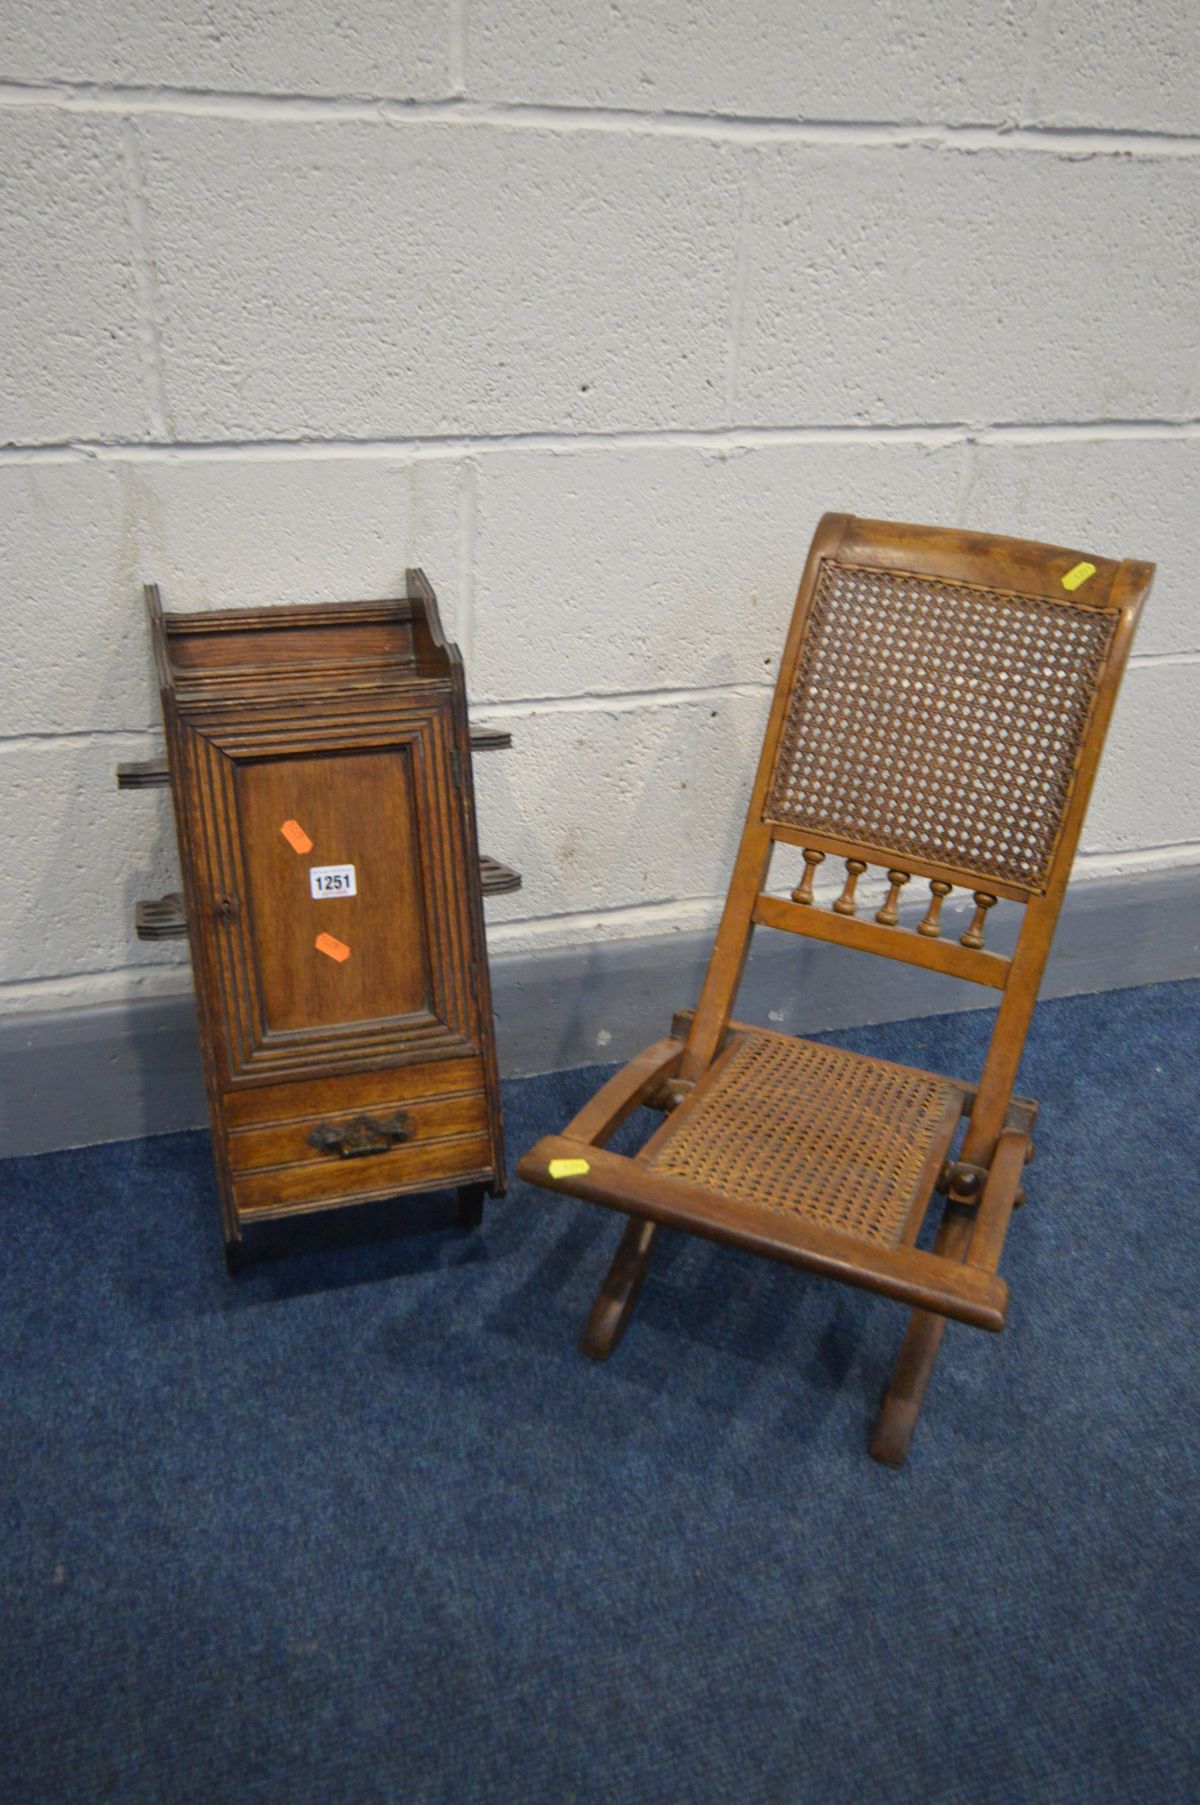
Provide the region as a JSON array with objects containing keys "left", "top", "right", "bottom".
[
  {"left": 870, "top": 1308, "right": 949, "bottom": 1468},
  {"left": 581, "top": 1216, "right": 659, "bottom": 1362}
]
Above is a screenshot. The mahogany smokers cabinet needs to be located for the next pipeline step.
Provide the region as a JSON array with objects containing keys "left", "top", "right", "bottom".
[{"left": 123, "top": 571, "right": 516, "bottom": 1265}]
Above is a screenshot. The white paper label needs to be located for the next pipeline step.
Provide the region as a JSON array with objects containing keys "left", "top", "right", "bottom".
[{"left": 309, "top": 863, "right": 357, "bottom": 899}]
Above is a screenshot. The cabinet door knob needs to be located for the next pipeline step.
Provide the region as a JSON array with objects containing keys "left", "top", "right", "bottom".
[{"left": 306, "top": 1113, "right": 413, "bottom": 1159}]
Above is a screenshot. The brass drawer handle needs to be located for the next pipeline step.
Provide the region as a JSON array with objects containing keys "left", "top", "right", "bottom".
[{"left": 307, "top": 1112, "right": 413, "bottom": 1159}]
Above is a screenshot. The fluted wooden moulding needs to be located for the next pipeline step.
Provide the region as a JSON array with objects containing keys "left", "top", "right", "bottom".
[
  {"left": 518, "top": 514, "right": 1153, "bottom": 1467},
  {"left": 126, "top": 571, "right": 516, "bottom": 1265}
]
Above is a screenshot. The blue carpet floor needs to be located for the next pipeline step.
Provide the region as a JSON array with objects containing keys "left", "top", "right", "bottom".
[{"left": 2, "top": 979, "right": 1198, "bottom": 1804}]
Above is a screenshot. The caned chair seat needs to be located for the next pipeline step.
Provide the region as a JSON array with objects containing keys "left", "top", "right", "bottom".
[
  {"left": 518, "top": 514, "right": 1153, "bottom": 1465},
  {"left": 645, "top": 1030, "right": 961, "bottom": 1252}
]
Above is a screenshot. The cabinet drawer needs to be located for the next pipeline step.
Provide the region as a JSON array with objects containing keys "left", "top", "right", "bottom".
[
  {"left": 228, "top": 1087, "right": 489, "bottom": 1174},
  {"left": 231, "top": 1128, "right": 494, "bottom": 1219}
]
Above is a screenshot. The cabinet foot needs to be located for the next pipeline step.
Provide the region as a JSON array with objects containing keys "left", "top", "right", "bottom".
[{"left": 456, "top": 1184, "right": 486, "bottom": 1230}]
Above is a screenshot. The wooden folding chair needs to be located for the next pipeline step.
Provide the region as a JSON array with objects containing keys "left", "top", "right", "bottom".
[{"left": 517, "top": 515, "right": 1153, "bottom": 1465}]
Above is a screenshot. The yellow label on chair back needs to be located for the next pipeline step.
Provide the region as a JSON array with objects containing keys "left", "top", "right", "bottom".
[
  {"left": 549, "top": 1157, "right": 591, "bottom": 1179},
  {"left": 1061, "top": 561, "right": 1096, "bottom": 592}
]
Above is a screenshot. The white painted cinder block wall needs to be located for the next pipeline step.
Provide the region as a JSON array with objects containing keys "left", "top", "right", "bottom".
[{"left": 2, "top": 1, "right": 1198, "bottom": 1021}]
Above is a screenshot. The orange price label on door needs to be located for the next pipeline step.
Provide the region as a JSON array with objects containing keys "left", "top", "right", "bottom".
[
  {"left": 314, "top": 932, "right": 351, "bottom": 963},
  {"left": 280, "top": 819, "right": 314, "bottom": 855}
]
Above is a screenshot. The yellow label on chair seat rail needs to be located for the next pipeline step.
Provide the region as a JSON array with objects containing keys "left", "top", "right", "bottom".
[
  {"left": 548, "top": 1157, "right": 591, "bottom": 1179},
  {"left": 1062, "top": 561, "right": 1096, "bottom": 592}
]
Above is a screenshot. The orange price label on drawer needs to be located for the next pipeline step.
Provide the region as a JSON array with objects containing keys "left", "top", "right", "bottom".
[
  {"left": 314, "top": 932, "right": 351, "bottom": 963},
  {"left": 280, "top": 819, "right": 314, "bottom": 855},
  {"left": 1061, "top": 561, "right": 1096, "bottom": 592}
]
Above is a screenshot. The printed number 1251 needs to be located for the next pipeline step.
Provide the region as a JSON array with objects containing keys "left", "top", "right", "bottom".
[{"left": 309, "top": 863, "right": 357, "bottom": 899}]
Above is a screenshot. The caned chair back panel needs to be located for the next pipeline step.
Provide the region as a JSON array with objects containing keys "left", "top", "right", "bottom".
[
  {"left": 679, "top": 515, "right": 1152, "bottom": 1148},
  {"left": 763, "top": 557, "right": 1118, "bottom": 894}
]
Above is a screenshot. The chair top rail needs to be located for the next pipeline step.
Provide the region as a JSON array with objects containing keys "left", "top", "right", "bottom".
[{"left": 835, "top": 516, "right": 1142, "bottom": 610}]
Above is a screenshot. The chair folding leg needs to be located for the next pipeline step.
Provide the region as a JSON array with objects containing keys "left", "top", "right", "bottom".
[
  {"left": 870, "top": 1208, "right": 974, "bottom": 1468},
  {"left": 872, "top": 1128, "right": 1031, "bottom": 1466},
  {"left": 870, "top": 1310, "right": 950, "bottom": 1468},
  {"left": 581, "top": 1217, "right": 660, "bottom": 1361}
]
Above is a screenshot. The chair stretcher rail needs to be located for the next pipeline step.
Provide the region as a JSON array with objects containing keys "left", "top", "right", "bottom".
[{"left": 753, "top": 892, "right": 1011, "bottom": 989}]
